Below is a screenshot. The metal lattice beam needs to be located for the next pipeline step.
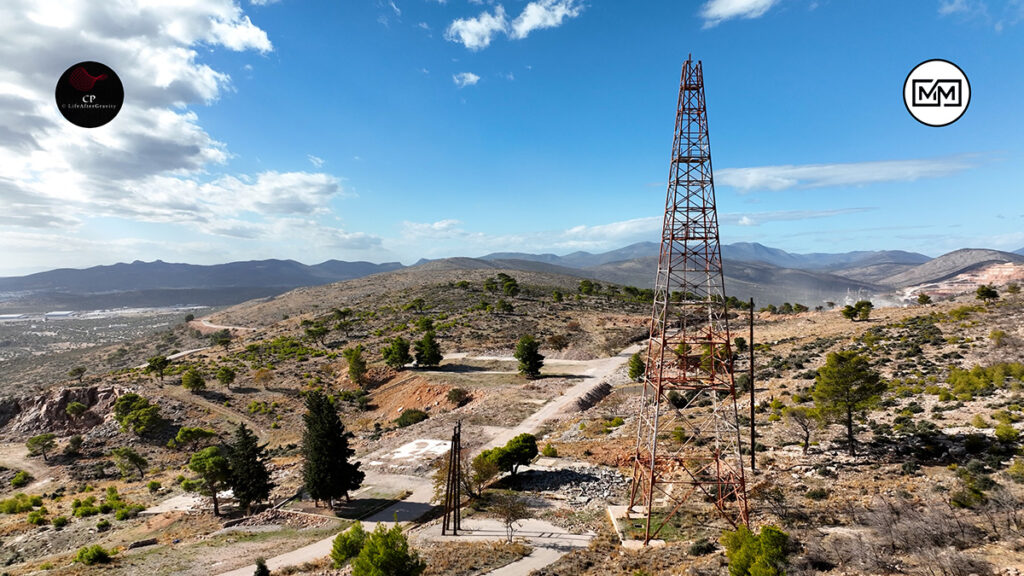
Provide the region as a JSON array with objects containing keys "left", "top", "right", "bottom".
[{"left": 628, "top": 57, "right": 749, "bottom": 544}]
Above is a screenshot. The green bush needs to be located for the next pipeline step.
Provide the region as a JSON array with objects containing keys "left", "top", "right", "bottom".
[
  {"left": 395, "top": 409, "right": 429, "bottom": 428},
  {"left": 11, "top": 470, "right": 31, "bottom": 488},
  {"left": 27, "top": 508, "right": 48, "bottom": 525},
  {"left": 995, "top": 423, "right": 1020, "bottom": 443},
  {"left": 74, "top": 545, "right": 112, "bottom": 565},
  {"left": 805, "top": 488, "right": 829, "bottom": 501},
  {"left": 1008, "top": 458, "right": 1024, "bottom": 483},
  {"left": 147, "top": 480, "right": 162, "bottom": 493},
  {"left": 96, "top": 518, "right": 111, "bottom": 531},
  {"left": 446, "top": 388, "right": 470, "bottom": 406},
  {"left": 52, "top": 515, "right": 68, "bottom": 528},
  {"left": 721, "top": 525, "right": 789, "bottom": 576},
  {"left": 541, "top": 443, "right": 558, "bottom": 458},
  {"left": 352, "top": 522, "right": 425, "bottom": 576},
  {"left": 331, "top": 521, "right": 367, "bottom": 567},
  {"left": 0, "top": 493, "right": 38, "bottom": 514}
]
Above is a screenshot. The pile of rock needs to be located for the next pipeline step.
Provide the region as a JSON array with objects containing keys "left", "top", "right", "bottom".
[
  {"left": 516, "top": 466, "right": 629, "bottom": 505},
  {"left": 233, "top": 508, "right": 338, "bottom": 529}
]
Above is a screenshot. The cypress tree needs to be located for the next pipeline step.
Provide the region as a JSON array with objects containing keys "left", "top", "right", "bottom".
[
  {"left": 228, "top": 423, "right": 274, "bottom": 515},
  {"left": 302, "top": 391, "right": 364, "bottom": 507}
]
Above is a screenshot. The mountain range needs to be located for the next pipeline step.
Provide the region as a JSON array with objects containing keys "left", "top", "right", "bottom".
[{"left": 1, "top": 243, "right": 1022, "bottom": 312}]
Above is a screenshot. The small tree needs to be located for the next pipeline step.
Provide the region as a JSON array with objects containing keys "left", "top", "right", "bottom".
[
  {"left": 578, "top": 279, "right": 594, "bottom": 295},
  {"left": 68, "top": 366, "right": 87, "bottom": 384},
  {"left": 812, "top": 351, "right": 885, "bottom": 456},
  {"left": 628, "top": 352, "right": 645, "bottom": 382},
  {"left": 304, "top": 321, "right": 330, "bottom": 347},
  {"left": 552, "top": 290, "right": 563, "bottom": 302},
  {"left": 514, "top": 335, "right": 544, "bottom": 379},
  {"left": 66, "top": 401, "right": 88, "bottom": 420},
  {"left": 216, "top": 366, "right": 236, "bottom": 389},
  {"left": 111, "top": 447, "right": 148, "bottom": 479},
  {"left": 447, "top": 388, "right": 470, "bottom": 407},
  {"left": 253, "top": 558, "right": 270, "bottom": 576},
  {"left": 113, "top": 393, "right": 163, "bottom": 436},
  {"left": 414, "top": 330, "right": 443, "bottom": 367},
  {"left": 146, "top": 355, "right": 171, "bottom": 382},
  {"left": 381, "top": 337, "right": 413, "bottom": 370},
  {"left": 181, "top": 367, "right": 206, "bottom": 393},
  {"left": 733, "top": 337, "right": 748, "bottom": 354},
  {"left": 187, "top": 446, "right": 231, "bottom": 515},
  {"left": 173, "top": 427, "right": 216, "bottom": 451},
  {"left": 351, "top": 522, "right": 426, "bottom": 576},
  {"left": 343, "top": 345, "right": 368, "bottom": 385},
  {"left": 331, "top": 521, "right": 367, "bottom": 568},
  {"left": 228, "top": 423, "right": 274, "bottom": 515},
  {"left": 841, "top": 300, "right": 873, "bottom": 322},
  {"left": 490, "top": 492, "right": 531, "bottom": 543},
  {"left": 210, "top": 329, "right": 232, "bottom": 350},
  {"left": 64, "top": 435, "right": 83, "bottom": 457},
  {"left": 26, "top": 433, "right": 57, "bottom": 461},
  {"left": 783, "top": 406, "right": 816, "bottom": 454},
  {"left": 917, "top": 293, "right": 932, "bottom": 305},
  {"left": 977, "top": 284, "right": 999, "bottom": 305},
  {"left": 483, "top": 433, "right": 538, "bottom": 476}
]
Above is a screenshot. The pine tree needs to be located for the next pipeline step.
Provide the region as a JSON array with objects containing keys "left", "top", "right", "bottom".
[
  {"left": 253, "top": 557, "right": 270, "bottom": 576},
  {"left": 414, "top": 330, "right": 443, "bottom": 367},
  {"left": 187, "top": 446, "right": 231, "bottom": 515},
  {"left": 381, "top": 336, "right": 413, "bottom": 370},
  {"left": 812, "top": 351, "right": 885, "bottom": 456},
  {"left": 302, "top": 391, "right": 364, "bottom": 507},
  {"left": 627, "top": 352, "right": 645, "bottom": 381},
  {"left": 228, "top": 423, "right": 274, "bottom": 515},
  {"left": 514, "top": 335, "right": 544, "bottom": 379}
]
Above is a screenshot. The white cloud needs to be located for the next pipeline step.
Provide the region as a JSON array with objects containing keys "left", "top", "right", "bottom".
[
  {"left": 939, "top": 0, "right": 971, "bottom": 14},
  {"left": 721, "top": 208, "right": 875, "bottom": 227},
  {"left": 717, "top": 157, "right": 976, "bottom": 192},
  {"left": 700, "top": 0, "right": 778, "bottom": 27},
  {"left": 307, "top": 154, "right": 325, "bottom": 167},
  {"left": 510, "top": 0, "right": 583, "bottom": 39},
  {"left": 250, "top": 0, "right": 280, "bottom": 5},
  {"left": 389, "top": 1, "right": 402, "bottom": 16},
  {"left": 453, "top": 72, "right": 481, "bottom": 87},
  {"left": 0, "top": 0, "right": 380, "bottom": 273},
  {"left": 446, "top": 0, "right": 583, "bottom": 50},
  {"left": 445, "top": 6, "right": 508, "bottom": 50}
]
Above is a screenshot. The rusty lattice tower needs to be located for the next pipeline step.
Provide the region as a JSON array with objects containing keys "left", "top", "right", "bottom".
[{"left": 628, "top": 57, "right": 748, "bottom": 543}]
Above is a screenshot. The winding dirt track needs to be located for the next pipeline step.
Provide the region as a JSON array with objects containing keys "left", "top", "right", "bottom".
[{"left": 0, "top": 443, "right": 55, "bottom": 491}]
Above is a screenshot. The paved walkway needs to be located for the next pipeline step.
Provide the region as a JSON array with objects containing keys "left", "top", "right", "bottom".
[{"left": 215, "top": 345, "right": 636, "bottom": 576}]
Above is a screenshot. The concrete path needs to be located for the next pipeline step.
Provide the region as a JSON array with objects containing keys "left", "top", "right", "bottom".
[
  {"left": 215, "top": 473, "right": 433, "bottom": 576},
  {"left": 215, "top": 344, "right": 636, "bottom": 576},
  {"left": 415, "top": 518, "right": 594, "bottom": 576}
]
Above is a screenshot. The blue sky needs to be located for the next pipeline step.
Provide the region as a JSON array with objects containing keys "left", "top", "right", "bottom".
[{"left": 1, "top": 0, "right": 1023, "bottom": 275}]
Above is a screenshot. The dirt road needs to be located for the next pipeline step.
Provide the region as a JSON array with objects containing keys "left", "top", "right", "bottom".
[
  {"left": 214, "top": 343, "right": 638, "bottom": 576},
  {"left": 0, "top": 443, "right": 55, "bottom": 491}
]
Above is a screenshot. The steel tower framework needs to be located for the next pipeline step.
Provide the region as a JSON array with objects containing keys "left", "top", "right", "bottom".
[{"left": 628, "top": 57, "right": 749, "bottom": 543}]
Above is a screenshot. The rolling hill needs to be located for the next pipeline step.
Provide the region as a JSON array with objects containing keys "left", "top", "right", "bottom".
[{"left": 880, "top": 248, "right": 1024, "bottom": 287}]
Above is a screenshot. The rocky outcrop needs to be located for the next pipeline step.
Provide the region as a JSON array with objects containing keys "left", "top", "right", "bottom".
[{"left": 0, "top": 385, "right": 123, "bottom": 439}]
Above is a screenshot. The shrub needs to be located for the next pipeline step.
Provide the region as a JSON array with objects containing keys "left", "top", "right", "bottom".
[
  {"left": 331, "top": 521, "right": 368, "bottom": 567},
  {"left": 74, "top": 545, "right": 112, "bottom": 565},
  {"left": 11, "top": 470, "right": 31, "bottom": 488},
  {"left": 447, "top": 388, "right": 470, "bottom": 406},
  {"left": 147, "top": 480, "right": 162, "bottom": 493},
  {"left": 27, "top": 508, "right": 48, "bottom": 525},
  {"left": 1007, "top": 458, "right": 1024, "bottom": 483},
  {"left": 96, "top": 518, "right": 111, "bottom": 531},
  {"left": 395, "top": 409, "right": 429, "bottom": 428},
  {"left": 721, "top": 525, "right": 789, "bottom": 576},
  {"left": 0, "top": 493, "right": 37, "bottom": 514},
  {"left": 52, "top": 516, "right": 68, "bottom": 528},
  {"left": 995, "top": 423, "right": 1020, "bottom": 444},
  {"left": 351, "top": 522, "right": 425, "bottom": 576},
  {"left": 689, "top": 537, "right": 716, "bottom": 556},
  {"left": 541, "top": 443, "right": 558, "bottom": 458},
  {"left": 805, "top": 488, "right": 829, "bottom": 501}
]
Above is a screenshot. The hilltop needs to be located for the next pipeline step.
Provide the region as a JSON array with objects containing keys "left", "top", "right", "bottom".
[{"left": 0, "top": 266, "right": 1022, "bottom": 575}]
